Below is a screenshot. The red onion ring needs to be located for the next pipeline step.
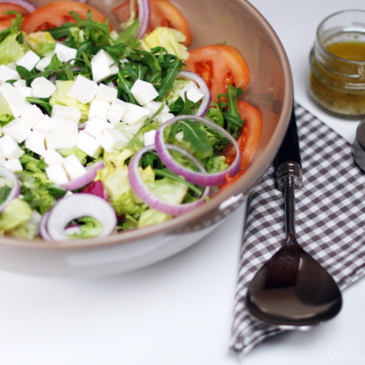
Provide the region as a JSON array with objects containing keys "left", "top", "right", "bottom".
[
  {"left": 3, "top": 0, "right": 36, "bottom": 12},
  {"left": 155, "top": 115, "right": 241, "bottom": 186},
  {"left": 46, "top": 193, "right": 117, "bottom": 240},
  {"left": 39, "top": 211, "right": 52, "bottom": 241},
  {"left": 0, "top": 167, "right": 21, "bottom": 214},
  {"left": 176, "top": 71, "right": 211, "bottom": 117},
  {"left": 62, "top": 161, "right": 105, "bottom": 191},
  {"left": 128, "top": 144, "right": 210, "bottom": 216},
  {"left": 137, "top": 0, "right": 150, "bottom": 39}
]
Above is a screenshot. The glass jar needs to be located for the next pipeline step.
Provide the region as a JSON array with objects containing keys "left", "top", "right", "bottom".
[{"left": 309, "top": 10, "right": 365, "bottom": 119}]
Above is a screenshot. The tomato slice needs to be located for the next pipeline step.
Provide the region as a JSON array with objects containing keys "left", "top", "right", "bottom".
[
  {"left": 21, "top": 1, "right": 111, "bottom": 33},
  {"left": 112, "top": 0, "right": 192, "bottom": 46},
  {"left": 219, "top": 100, "right": 263, "bottom": 190},
  {"left": 0, "top": 3, "right": 30, "bottom": 32},
  {"left": 184, "top": 44, "right": 250, "bottom": 103}
]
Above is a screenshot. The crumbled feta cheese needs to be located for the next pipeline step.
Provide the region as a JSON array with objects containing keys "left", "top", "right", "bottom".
[
  {"left": 0, "top": 150, "right": 5, "bottom": 167},
  {"left": 77, "top": 131, "right": 102, "bottom": 158},
  {"left": 46, "top": 163, "right": 69, "bottom": 185},
  {"left": 180, "top": 81, "right": 204, "bottom": 103},
  {"left": 62, "top": 155, "right": 86, "bottom": 180},
  {"left": 25, "top": 130, "right": 46, "bottom": 156},
  {"left": 44, "top": 148, "right": 64, "bottom": 166},
  {"left": 0, "top": 135, "right": 24, "bottom": 159},
  {"left": 96, "top": 83, "right": 118, "bottom": 103},
  {"left": 33, "top": 115, "right": 51, "bottom": 134},
  {"left": 0, "top": 83, "right": 31, "bottom": 117},
  {"left": 144, "top": 101, "right": 170, "bottom": 118},
  {"left": 96, "top": 128, "right": 128, "bottom": 152},
  {"left": 4, "top": 159, "right": 23, "bottom": 172},
  {"left": 31, "top": 77, "right": 56, "bottom": 98},
  {"left": 46, "top": 133, "right": 78, "bottom": 150},
  {"left": 51, "top": 104, "right": 81, "bottom": 124},
  {"left": 2, "top": 118, "right": 31, "bottom": 143},
  {"left": 144, "top": 130, "right": 157, "bottom": 146},
  {"left": 67, "top": 75, "right": 98, "bottom": 104},
  {"left": 122, "top": 103, "right": 149, "bottom": 125},
  {"left": 131, "top": 79, "right": 159, "bottom": 105},
  {"left": 91, "top": 50, "right": 118, "bottom": 82},
  {"left": 15, "top": 86, "right": 33, "bottom": 98},
  {"left": 21, "top": 105, "right": 45, "bottom": 129},
  {"left": 107, "top": 99, "right": 126, "bottom": 125},
  {"left": 50, "top": 116, "right": 78, "bottom": 134},
  {"left": 36, "top": 54, "right": 53, "bottom": 72},
  {"left": 13, "top": 80, "right": 26, "bottom": 88},
  {"left": 157, "top": 112, "right": 175, "bottom": 124},
  {"left": 16, "top": 50, "right": 41, "bottom": 71},
  {"left": 88, "top": 99, "right": 110, "bottom": 121},
  {"left": 55, "top": 43, "right": 77, "bottom": 63},
  {"left": 0, "top": 65, "right": 20, "bottom": 84},
  {"left": 175, "top": 131, "right": 184, "bottom": 141},
  {"left": 84, "top": 118, "right": 113, "bottom": 138}
]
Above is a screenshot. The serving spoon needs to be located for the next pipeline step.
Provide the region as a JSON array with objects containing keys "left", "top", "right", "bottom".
[{"left": 245, "top": 106, "right": 343, "bottom": 327}]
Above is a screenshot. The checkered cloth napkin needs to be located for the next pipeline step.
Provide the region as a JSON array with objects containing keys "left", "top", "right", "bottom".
[{"left": 230, "top": 103, "right": 365, "bottom": 355}]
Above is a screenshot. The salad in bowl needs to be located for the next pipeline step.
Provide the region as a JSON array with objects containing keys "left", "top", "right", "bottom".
[{"left": 0, "top": 0, "right": 264, "bottom": 242}]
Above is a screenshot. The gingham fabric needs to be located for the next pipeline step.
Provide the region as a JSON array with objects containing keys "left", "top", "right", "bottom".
[{"left": 230, "top": 103, "right": 365, "bottom": 354}]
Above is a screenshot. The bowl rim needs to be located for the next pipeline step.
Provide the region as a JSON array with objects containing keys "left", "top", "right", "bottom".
[{"left": 0, "top": 0, "right": 293, "bottom": 250}]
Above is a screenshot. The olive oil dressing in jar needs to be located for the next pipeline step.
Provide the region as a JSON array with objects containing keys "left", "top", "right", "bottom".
[{"left": 309, "top": 10, "right": 365, "bottom": 118}]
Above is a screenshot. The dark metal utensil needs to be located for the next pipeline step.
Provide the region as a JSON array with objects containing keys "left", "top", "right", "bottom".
[{"left": 245, "top": 106, "right": 342, "bottom": 327}]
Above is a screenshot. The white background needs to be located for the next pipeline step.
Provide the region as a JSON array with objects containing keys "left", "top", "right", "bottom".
[{"left": 2, "top": 0, "right": 365, "bottom": 364}]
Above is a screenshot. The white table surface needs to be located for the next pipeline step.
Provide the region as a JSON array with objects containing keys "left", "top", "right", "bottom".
[{"left": 2, "top": 1, "right": 365, "bottom": 364}]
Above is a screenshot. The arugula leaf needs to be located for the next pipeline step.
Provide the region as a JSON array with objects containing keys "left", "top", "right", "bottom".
[
  {"left": 169, "top": 120, "right": 213, "bottom": 156},
  {"left": 15, "top": 65, "right": 34, "bottom": 81},
  {"left": 64, "top": 62, "right": 75, "bottom": 81},
  {"left": 26, "top": 97, "right": 52, "bottom": 115},
  {"left": 115, "top": 19, "right": 140, "bottom": 49},
  {"left": 0, "top": 186, "right": 11, "bottom": 205},
  {"left": 156, "top": 57, "right": 183, "bottom": 100},
  {"left": 117, "top": 70, "right": 137, "bottom": 104}
]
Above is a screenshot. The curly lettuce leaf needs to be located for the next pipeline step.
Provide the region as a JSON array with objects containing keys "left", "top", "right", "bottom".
[
  {"left": 0, "top": 33, "right": 24, "bottom": 66},
  {"left": 0, "top": 93, "right": 14, "bottom": 127},
  {"left": 138, "top": 209, "right": 171, "bottom": 228},
  {"left": 0, "top": 198, "right": 32, "bottom": 235},
  {"left": 7, "top": 210, "right": 42, "bottom": 239},
  {"left": 67, "top": 217, "right": 104, "bottom": 239}
]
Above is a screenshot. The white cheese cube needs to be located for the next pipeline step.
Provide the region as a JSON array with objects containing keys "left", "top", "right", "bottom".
[
  {"left": 0, "top": 150, "right": 5, "bottom": 166},
  {"left": 0, "top": 65, "right": 20, "bottom": 84},
  {"left": 46, "top": 163, "right": 69, "bottom": 185},
  {"left": 25, "top": 130, "right": 46, "bottom": 156},
  {"left": 49, "top": 116, "right": 78, "bottom": 134},
  {"left": 88, "top": 99, "right": 110, "bottom": 121},
  {"left": 84, "top": 118, "right": 113, "bottom": 138},
  {"left": 0, "top": 135, "right": 24, "bottom": 159},
  {"left": 96, "top": 128, "right": 128, "bottom": 153},
  {"left": 144, "top": 130, "right": 157, "bottom": 146},
  {"left": 44, "top": 148, "right": 64, "bottom": 166},
  {"left": 21, "top": 105, "right": 45, "bottom": 129},
  {"left": 144, "top": 101, "right": 170, "bottom": 118},
  {"left": 180, "top": 81, "right": 204, "bottom": 103},
  {"left": 62, "top": 155, "right": 86, "bottom": 180},
  {"left": 77, "top": 131, "right": 102, "bottom": 158},
  {"left": 91, "top": 50, "right": 118, "bottom": 82},
  {"left": 31, "top": 77, "right": 56, "bottom": 98},
  {"left": 96, "top": 83, "right": 118, "bottom": 103},
  {"left": 33, "top": 115, "right": 51, "bottom": 134},
  {"left": 0, "top": 83, "right": 31, "bottom": 118},
  {"left": 16, "top": 50, "right": 41, "bottom": 71},
  {"left": 175, "top": 131, "right": 184, "bottom": 141},
  {"left": 131, "top": 79, "right": 159, "bottom": 105},
  {"left": 157, "top": 112, "right": 175, "bottom": 124},
  {"left": 13, "top": 80, "right": 26, "bottom": 88},
  {"left": 2, "top": 118, "right": 31, "bottom": 143},
  {"left": 55, "top": 43, "right": 77, "bottom": 63},
  {"left": 51, "top": 104, "right": 81, "bottom": 124},
  {"left": 15, "top": 86, "right": 33, "bottom": 98},
  {"left": 36, "top": 54, "right": 53, "bottom": 72},
  {"left": 4, "top": 159, "right": 23, "bottom": 172},
  {"left": 67, "top": 75, "right": 98, "bottom": 104},
  {"left": 107, "top": 99, "right": 126, "bottom": 126},
  {"left": 46, "top": 133, "right": 78, "bottom": 150},
  {"left": 121, "top": 103, "right": 149, "bottom": 125}
]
